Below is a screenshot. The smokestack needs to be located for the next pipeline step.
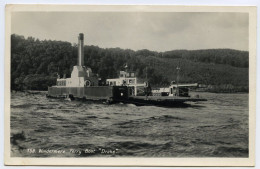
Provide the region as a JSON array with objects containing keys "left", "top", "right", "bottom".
[{"left": 78, "top": 33, "right": 84, "bottom": 66}]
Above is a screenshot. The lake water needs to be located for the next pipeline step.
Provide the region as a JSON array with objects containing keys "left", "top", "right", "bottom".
[{"left": 10, "top": 91, "right": 248, "bottom": 157}]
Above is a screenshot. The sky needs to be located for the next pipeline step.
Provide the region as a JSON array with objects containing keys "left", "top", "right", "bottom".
[{"left": 11, "top": 12, "right": 249, "bottom": 52}]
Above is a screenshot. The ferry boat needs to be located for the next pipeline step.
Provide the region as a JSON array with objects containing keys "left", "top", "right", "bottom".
[{"left": 47, "top": 33, "right": 206, "bottom": 106}]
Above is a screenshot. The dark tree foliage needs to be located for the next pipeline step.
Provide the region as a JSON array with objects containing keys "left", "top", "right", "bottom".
[
  {"left": 11, "top": 34, "right": 249, "bottom": 92},
  {"left": 162, "top": 49, "right": 249, "bottom": 68}
]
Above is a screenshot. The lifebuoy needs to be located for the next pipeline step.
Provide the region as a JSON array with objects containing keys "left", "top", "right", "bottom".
[{"left": 84, "top": 80, "right": 91, "bottom": 87}]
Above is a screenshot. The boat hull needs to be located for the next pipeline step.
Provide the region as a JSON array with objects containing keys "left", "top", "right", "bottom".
[
  {"left": 125, "top": 96, "right": 207, "bottom": 106},
  {"left": 47, "top": 86, "right": 128, "bottom": 103}
]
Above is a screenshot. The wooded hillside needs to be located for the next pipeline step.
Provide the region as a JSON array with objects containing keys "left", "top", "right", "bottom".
[{"left": 11, "top": 34, "right": 249, "bottom": 92}]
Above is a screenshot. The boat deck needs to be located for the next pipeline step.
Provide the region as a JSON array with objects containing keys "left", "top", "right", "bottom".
[{"left": 129, "top": 96, "right": 207, "bottom": 102}]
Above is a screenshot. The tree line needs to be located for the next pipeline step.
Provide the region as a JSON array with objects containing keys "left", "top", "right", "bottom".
[{"left": 11, "top": 34, "right": 249, "bottom": 92}]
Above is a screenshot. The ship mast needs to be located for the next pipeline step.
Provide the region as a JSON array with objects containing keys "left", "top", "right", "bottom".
[
  {"left": 176, "top": 65, "right": 180, "bottom": 96},
  {"left": 124, "top": 63, "right": 128, "bottom": 85},
  {"left": 145, "top": 66, "right": 148, "bottom": 81}
]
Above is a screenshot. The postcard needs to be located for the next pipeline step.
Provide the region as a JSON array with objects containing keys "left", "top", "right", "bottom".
[{"left": 4, "top": 4, "right": 256, "bottom": 166}]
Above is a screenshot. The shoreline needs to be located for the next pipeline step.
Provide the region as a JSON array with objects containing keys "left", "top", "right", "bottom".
[{"left": 11, "top": 89, "right": 249, "bottom": 94}]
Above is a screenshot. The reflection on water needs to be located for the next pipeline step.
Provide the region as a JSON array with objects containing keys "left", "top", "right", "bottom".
[{"left": 10, "top": 91, "right": 248, "bottom": 157}]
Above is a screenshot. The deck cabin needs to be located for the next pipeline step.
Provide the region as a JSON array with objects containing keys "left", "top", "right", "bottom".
[{"left": 106, "top": 71, "right": 146, "bottom": 96}]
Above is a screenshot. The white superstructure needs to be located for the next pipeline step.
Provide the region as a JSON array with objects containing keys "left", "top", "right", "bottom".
[
  {"left": 55, "top": 33, "right": 99, "bottom": 88},
  {"left": 106, "top": 70, "right": 146, "bottom": 96}
]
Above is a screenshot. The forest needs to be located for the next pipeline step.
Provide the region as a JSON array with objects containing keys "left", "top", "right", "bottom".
[{"left": 11, "top": 34, "right": 249, "bottom": 92}]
